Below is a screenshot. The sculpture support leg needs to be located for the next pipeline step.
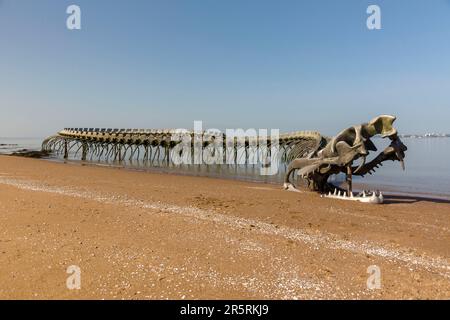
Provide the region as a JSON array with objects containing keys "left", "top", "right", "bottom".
[
  {"left": 346, "top": 165, "right": 352, "bottom": 196},
  {"left": 81, "top": 143, "right": 87, "bottom": 161},
  {"left": 64, "top": 141, "right": 68, "bottom": 159}
]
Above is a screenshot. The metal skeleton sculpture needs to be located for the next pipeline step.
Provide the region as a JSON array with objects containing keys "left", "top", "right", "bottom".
[
  {"left": 283, "top": 115, "right": 407, "bottom": 203},
  {"left": 42, "top": 115, "right": 406, "bottom": 204},
  {"left": 42, "top": 128, "right": 322, "bottom": 164}
]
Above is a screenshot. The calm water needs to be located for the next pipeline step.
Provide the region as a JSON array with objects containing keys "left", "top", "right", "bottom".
[
  {"left": 0, "top": 138, "right": 43, "bottom": 153},
  {"left": 1, "top": 137, "right": 449, "bottom": 199}
]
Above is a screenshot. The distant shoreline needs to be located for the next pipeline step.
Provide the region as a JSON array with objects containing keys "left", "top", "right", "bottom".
[{"left": 399, "top": 134, "right": 450, "bottom": 138}]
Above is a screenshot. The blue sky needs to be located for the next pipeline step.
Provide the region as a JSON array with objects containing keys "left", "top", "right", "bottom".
[{"left": 1, "top": 0, "right": 450, "bottom": 137}]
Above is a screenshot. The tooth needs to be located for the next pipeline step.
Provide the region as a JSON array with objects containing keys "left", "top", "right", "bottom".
[{"left": 334, "top": 189, "right": 337, "bottom": 196}]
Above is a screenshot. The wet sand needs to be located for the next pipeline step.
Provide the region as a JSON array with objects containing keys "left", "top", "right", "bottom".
[{"left": 0, "top": 155, "right": 449, "bottom": 299}]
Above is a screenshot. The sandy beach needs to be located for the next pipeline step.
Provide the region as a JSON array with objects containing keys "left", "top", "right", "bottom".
[{"left": 0, "top": 155, "right": 449, "bottom": 299}]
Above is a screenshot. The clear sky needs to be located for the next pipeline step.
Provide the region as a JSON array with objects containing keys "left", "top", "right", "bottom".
[{"left": 1, "top": 0, "right": 450, "bottom": 138}]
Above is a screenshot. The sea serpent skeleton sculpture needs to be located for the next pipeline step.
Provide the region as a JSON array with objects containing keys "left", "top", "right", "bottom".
[
  {"left": 42, "top": 128, "right": 324, "bottom": 165},
  {"left": 42, "top": 115, "right": 407, "bottom": 204},
  {"left": 283, "top": 115, "right": 407, "bottom": 203}
]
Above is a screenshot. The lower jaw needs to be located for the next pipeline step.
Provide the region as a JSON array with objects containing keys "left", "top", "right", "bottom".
[{"left": 321, "top": 190, "right": 384, "bottom": 204}]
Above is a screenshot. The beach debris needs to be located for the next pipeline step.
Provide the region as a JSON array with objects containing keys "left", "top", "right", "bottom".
[
  {"left": 10, "top": 149, "right": 51, "bottom": 159},
  {"left": 283, "top": 183, "right": 301, "bottom": 193}
]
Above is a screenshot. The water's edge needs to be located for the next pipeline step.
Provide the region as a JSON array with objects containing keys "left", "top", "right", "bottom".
[{"left": 1, "top": 137, "right": 450, "bottom": 200}]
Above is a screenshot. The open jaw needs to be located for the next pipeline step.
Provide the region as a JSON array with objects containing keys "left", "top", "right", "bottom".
[
  {"left": 283, "top": 115, "right": 408, "bottom": 205},
  {"left": 284, "top": 180, "right": 385, "bottom": 204},
  {"left": 321, "top": 189, "right": 384, "bottom": 204}
]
